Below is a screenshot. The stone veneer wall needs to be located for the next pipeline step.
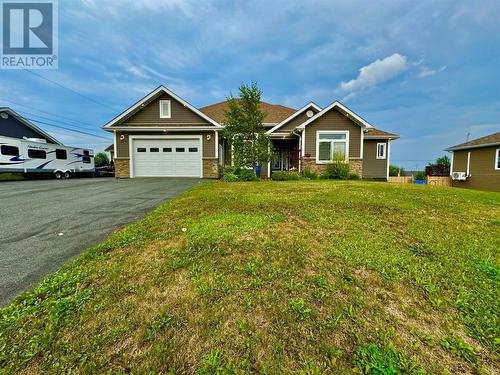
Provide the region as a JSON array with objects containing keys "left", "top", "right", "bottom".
[
  {"left": 114, "top": 158, "right": 130, "bottom": 178},
  {"left": 203, "top": 158, "right": 219, "bottom": 178},
  {"left": 301, "top": 158, "right": 363, "bottom": 177}
]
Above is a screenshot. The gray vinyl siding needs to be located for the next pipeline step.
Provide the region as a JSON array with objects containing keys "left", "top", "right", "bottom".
[
  {"left": 452, "top": 147, "right": 500, "bottom": 192},
  {"left": 115, "top": 131, "right": 216, "bottom": 159},
  {"left": 278, "top": 107, "right": 320, "bottom": 133},
  {"left": 303, "top": 109, "right": 361, "bottom": 159},
  {"left": 363, "top": 140, "right": 388, "bottom": 179},
  {"left": 122, "top": 93, "right": 210, "bottom": 126}
]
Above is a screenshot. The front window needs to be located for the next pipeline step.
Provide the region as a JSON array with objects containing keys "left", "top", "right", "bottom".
[
  {"left": 377, "top": 143, "right": 386, "bottom": 159},
  {"left": 159, "top": 100, "right": 171, "bottom": 118},
  {"left": 496, "top": 149, "right": 500, "bottom": 170},
  {"left": 317, "top": 131, "right": 348, "bottom": 162}
]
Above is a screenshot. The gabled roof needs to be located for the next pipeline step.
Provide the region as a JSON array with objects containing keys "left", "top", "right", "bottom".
[
  {"left": 0, "top": 107, "right": 62, "bottom": 145},
  {"left": 445, "top": 132, "right": 500, "bottom": 151},
  {"left": 297, "top": 101, "right": 375, "bottom": 129},
  {"left": 199, "top": 100, "right": 296, "bottom": 125},
  {"left": 266, "top": 102, "right": 322, "bottom": 134},
  {"left": 364, "top": 128, "right": 399, "bottom": 139},
  {"left": 102, "top": 85, "right": 222, "bottom": 130}
]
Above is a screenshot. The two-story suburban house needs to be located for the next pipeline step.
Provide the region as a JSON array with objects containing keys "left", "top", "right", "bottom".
[
  {"left": 445, "top": 132, "right": 500, "bottom": 192},
  {"left": 102, "top": 86, "right": 398, "bottom": 179}
]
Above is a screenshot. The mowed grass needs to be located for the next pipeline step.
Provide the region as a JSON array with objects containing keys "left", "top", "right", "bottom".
[{"left": 1, "top": 181, "right": 499, "bottom": 374}]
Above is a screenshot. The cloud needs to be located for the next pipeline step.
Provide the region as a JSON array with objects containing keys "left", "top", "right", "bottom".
[
  {"left": 417, "top": 65, "right": 447, "bottom": 78},
  {"left": 340, "top": 53, "right": 407, "bottom": 92}
]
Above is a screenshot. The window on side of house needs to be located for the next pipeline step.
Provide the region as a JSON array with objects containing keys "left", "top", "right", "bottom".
[
  {"left": 159, "top": 100, "right": 171, "bottom": 119},
  {"left": 28, "top": 149, "right": 46, "bottom": 159},
  {"left": 1, "top": 145, "right": 19, "bottom": 156},
  {"left": 317, "top": 131, "right": 348, "bottom": 163},
  {"left": 496, "top": 149, "right": 500, "bottom": 170},
  {"left": 376, "top": 143, "right": 386, "bottom": 159},
  {"left": 56, "top": 149, "right": 67, "bottom": 159}
]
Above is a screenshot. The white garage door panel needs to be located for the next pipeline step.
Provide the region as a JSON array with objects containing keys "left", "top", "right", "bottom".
[{"left": 132, "top": 138, "right": 201, "bottom": 177}]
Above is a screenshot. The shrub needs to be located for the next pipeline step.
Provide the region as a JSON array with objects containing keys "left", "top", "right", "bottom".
[
  {"left": 414, "top": 171, "right": 426, "bottom": 180},
  {"left": 389, "top": 165, "right": 406, "bottom": 177},
  {"left": 349, "top": 173, "right": 361, "bottom": 180},
  {"left": 94, "top": 152, "right": 109, "bottom": 167},
  {"left": 288, "top": 172, "right": 300, "bottom": 180},
  {"left": 303, "top": 169, "right": 318, "bottom": 180},
  {"left": 271, "top": 171, "right": 289, "bottom": 181},
  {"left": 239, "top": 168, "right": 258, "bottom": 181},
  {"left": 223, "top": 173, "right": 239, "bottom": 182},
  {"left": 323, "top": 155, "right": 350, "bottom": 180}
]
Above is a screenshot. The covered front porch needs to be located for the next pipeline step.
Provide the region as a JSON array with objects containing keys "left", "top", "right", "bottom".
[{"left": 266, "top": 136, "right": 301, "bottom": 177}]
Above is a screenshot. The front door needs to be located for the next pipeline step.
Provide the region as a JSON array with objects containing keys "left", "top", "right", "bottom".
[{"left": 271, "top": 146, "right": 290, "bottom": 171}]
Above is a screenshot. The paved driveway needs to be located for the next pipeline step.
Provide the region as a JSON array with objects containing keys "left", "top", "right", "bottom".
[{"left": 0, "top": 177, "right": 204, "bottom": 306}]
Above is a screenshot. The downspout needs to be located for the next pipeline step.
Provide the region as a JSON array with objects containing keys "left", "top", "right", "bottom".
[{"left": 292, "top": 128, "right": 302, "bottom": 172}]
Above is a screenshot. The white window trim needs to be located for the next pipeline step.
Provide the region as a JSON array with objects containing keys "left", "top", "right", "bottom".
[
  {"left": 159, "top": 100, "right": 171, "bottom": 119},
  {"left": 376, "top": 142, "right": 387, "bottom": 159},
  {"left": 495, "top": 148, "right": 500, "bottom": 170},
  {"left": 315, "top": 130, "right": 349, "bottom": 164}
]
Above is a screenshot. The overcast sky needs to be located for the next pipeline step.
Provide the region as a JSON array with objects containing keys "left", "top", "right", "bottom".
[{"left": 1, "top": 0, "right": 499, "bottom": 169}]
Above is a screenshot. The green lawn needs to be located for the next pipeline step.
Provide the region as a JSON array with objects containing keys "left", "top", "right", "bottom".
[
  {"left": 1, "top": 181, "right": 499, "bottom": 374},
  {"left": 0, "top": 173, "right": 24, "bottom": 181}
]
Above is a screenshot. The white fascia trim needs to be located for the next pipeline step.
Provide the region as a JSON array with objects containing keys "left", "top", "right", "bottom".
[
  {"left": 466, "top": 151, "right": 471, "bottom": 176},
  {"left": 113, "top": 131, "right": 117, "bottom": 159},
  {"left": 301, "top": 128, "right": 305, "bottom": 157},
  {"left": 495, "top": 148, "right": 500, "bottom": 170},
  {"left": 103, "top": 86, "right": 222, "bottom": 129},
  {"left": 386, "top": 141, "right": 391, "bottom": 180},
  {"left": 128, "top": 135, "right": 203, "bottom": 178},
  {"left": 266, "top": 102, "right": 322, "bottom": 134},
  {"left": 449, "top": 151, "right": 454, "bottom": 175},
  {"left": 105, "top": 127, "right": 219, "bottom": 132},
  {"left": 315, "top": 130, "right": 349, "bottom": 164},
  {"left": 215, "top": 130, "right": 219, "bottom": 159},
  {"left": 360, "top": 129, "right": 364, "bottom": 159},
  {"left": 297, "top": 101, "right": 375, "bottom": 130},
  {"left": 445, "top": 142, "right": 500, "bottom": 151}
]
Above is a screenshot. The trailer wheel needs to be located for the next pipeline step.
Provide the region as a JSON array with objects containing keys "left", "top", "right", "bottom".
[
  {"left": 64, "top": 171, "right": 71, "bottom": 179},
  {"left": 54, "top": 171, "right": 63, "bottom": 179}
]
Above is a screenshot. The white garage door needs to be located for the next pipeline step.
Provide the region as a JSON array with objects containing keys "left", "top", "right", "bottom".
[{"left": 132, "top": 138, "right": 202, "bottom": 177}]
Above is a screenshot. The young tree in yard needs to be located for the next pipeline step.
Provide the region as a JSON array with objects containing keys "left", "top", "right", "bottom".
[
  {"left": 435, "top": 155, "right": 451, "bottom": 167},
  {"left": 94, "top": 152, "right": 109, "bottom": 167},
  {"left": 222, "top": 83, "right": 271, "bottom": 171}
]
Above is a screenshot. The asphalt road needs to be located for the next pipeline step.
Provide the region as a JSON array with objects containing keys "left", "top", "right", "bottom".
[{"left": 0, "top": 177, "right": 204, "bottom": 306}]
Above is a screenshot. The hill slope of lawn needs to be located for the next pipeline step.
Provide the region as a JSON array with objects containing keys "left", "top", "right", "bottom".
[{"left": 1, "top": 181, "right": 499, "bottom": 374}]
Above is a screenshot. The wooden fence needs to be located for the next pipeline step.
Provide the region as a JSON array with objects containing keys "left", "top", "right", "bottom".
[
  {"left": 388, "top": 175, "right": 452, "bottom": 186},
  {"left": 388, "top": 176, "right": 413, "bottom": 184},
  {"left": 426, "top": 176, "right": 452, "bottom": 186}
]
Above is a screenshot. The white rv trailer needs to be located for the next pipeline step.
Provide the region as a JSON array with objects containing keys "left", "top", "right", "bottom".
[{"left": 0, "top": 135, "right": 94, "bottom": 178}]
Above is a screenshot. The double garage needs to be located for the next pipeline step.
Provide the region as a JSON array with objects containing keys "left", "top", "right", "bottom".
[{"left": 130, "top": 136, "right": 202, "bottom": 178}]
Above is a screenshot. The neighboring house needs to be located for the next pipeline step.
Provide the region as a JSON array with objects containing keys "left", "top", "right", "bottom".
[
  {"left": 0, "top": 107, "right": 61, "bottom": 144},
  {"left": 445, "top": 132, "right": 500, "bottom": 192},
  {"left": 102, "top": 85, "right": 398, "bottom": 179},
  {"left": 104, "top": 144, "right": 114, "bottom": 162}
]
